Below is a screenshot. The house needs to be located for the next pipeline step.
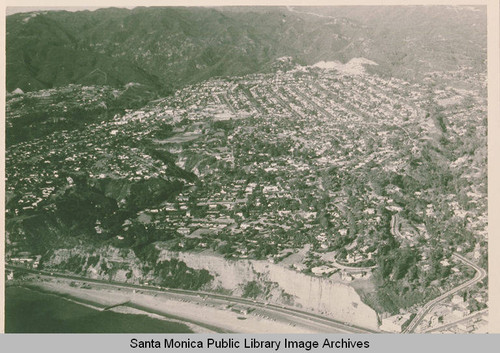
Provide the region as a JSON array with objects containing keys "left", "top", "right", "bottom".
[
  {"left": 457, "top": 322, "right": 474, "bottom": 333},
  {"left": 351, "top": 272, "right": 365, "bottom": 280},
  {"left": 293, "top": 263, "right": 307, "bottom": 271},
  {"left": 177, "top": 227, "right": 191, "bottom": 236},
  {"left": 440, "top": 259, "right": 451, "bottom": 267},
  {"left": 451, "top": 295, "right": 464, "bottom": 305},
  {"left": 311, "top": 266, "right": 335, "bottom": 275},
  {"left": 32, "top": 255, "right": 42, "bottom": 269},
  {"left": 380, "top": 313, "right": 412, "bottom": 333},
  {"left": 340, "top": 271, "right": 353, "bottom": 282},
  {"left": 473, "top": 294, "right": 485, "bottom": 303},
  {"left": 452, "top": 307, "right": 470, "bottom": 318}
]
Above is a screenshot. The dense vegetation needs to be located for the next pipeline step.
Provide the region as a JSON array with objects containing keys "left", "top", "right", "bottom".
[
  {"left": 7, "top": 6, "right": 485, "bottom": 94},
  {"left": 6, "top": 6, "right": 487, "bottom": 318},
  {"left": 153, "top": 258, "right": 213, "bottom": 290},
  {"left": 6, "top": 84, "right": 158, "bottom": 146}
]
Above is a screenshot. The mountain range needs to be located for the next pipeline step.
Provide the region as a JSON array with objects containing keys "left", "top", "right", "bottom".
[{"left": 7, "top": 6, "right": 486, "bottom": 94}]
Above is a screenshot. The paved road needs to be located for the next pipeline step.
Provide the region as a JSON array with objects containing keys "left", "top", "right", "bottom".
[
  {"left": 240, "top": 86, "right": 266, "bottom": 115},
  {"left": 265, "top": 86, "right": 304, "bottom": 120},
  {"left": 327, "top": 257, "right": 377, "bottom": 272},
  {"left": 288, "top": 85, "right": 335, "bottom": 120},
  {"left": 219, "top": 92, "right": 236, "bottom": 114},
  {"left": 403, "top": 253, "right": 487, "bottom": 333},
  {"left": 424, "top": 309, "right": 488, "bottom": 333},
  {"left": 7, "top": 265, "right": 377, "bottom": 334}
]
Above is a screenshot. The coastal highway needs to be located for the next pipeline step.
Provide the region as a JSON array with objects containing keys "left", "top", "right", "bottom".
[
  {"left": 403, "top": 253, "right": 487, "bottom": 333},
  {"left": 7, "top": 265, "right": 377, "bottom": 334}
]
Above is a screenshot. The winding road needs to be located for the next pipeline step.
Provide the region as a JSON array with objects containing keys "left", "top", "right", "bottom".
[
  {"left": 403, "top": 253, "right": 487, "bottom": 333},
  {"left": 390, "top": 214, "right": 487, "bottom": 333}
]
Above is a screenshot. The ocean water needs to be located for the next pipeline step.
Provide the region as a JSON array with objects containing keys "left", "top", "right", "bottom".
[{"left": 5, "top": 286, "right": 193, "bottom": 333}]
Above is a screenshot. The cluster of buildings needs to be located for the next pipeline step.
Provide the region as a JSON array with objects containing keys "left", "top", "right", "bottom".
[
  {"left": 6, "top": 62, "right": 487, "bottom": 320},
  {"left": 413, "top": 291, "right": 489, "bottom": 334}
]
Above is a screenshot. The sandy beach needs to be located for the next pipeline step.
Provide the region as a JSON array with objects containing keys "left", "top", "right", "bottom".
[{"left": 25, "top": 276, "right": 318, "bottom": 334}]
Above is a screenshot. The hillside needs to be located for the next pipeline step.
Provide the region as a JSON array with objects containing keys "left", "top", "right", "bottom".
[
  {"left": 5, "top": 83, "right": 158, "bottom": 146},
  {"left": 7, "top": 6, "right": 486, "bottom": 94},
  {"left": 5, "top": 6, "right": 488, "bottom": 326},
  {"left": 6, "top": 62, "right": 487, "bottom": 315}
]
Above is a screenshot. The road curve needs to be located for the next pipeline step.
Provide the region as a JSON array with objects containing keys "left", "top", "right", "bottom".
[{"left": 403, "top": 253, "right": 487, "bottom": 333}]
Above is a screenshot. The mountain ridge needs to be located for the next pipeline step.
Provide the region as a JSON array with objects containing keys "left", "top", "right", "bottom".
[{"left": 7, "top": 6, "right": 486, "bottom": 94}]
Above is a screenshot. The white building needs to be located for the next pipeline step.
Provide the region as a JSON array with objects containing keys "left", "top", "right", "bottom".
[
  {"left": 451, "top": 294, "right": 464, "bottom": 305},
  {"left": 380, "top": 313, "right": 412, "bottom": 333},
  {"left": 457, "top": 322, "right": 474, "bottom": 333},
  {"left": 311, "top": 265, "right": 335, "bottom": 276}
]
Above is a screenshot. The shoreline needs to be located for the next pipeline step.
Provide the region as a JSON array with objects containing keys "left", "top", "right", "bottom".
[
  {"left": 9, "top": 283, "right": 218, "bottom": 334},
  {"left": 8, "top": 284, "right": 208, "bottom": 333},
  {"left": 10, "top": 276, "right": 320, "bottom": 333}
]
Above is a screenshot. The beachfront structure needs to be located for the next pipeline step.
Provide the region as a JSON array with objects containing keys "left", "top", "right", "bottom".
[{"left": 380, "top": 313, "right": 412, "bottom": 333}]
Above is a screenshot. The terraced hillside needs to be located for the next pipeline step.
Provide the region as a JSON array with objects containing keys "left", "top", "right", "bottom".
[{"left": 6, "top": 58, "right": 487, "bottom": 317}]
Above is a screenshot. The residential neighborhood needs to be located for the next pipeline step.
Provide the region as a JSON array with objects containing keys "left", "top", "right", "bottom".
[{"left": 5, "top": 59, "right": 487, "bottom": 333}]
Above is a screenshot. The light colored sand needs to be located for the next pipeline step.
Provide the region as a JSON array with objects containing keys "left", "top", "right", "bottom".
[
  {"left": 110, "top": 306, "right": 213, "bottom": 333},
  {"left": 31, "top": 278, "right": 316, "bottom": 333}
]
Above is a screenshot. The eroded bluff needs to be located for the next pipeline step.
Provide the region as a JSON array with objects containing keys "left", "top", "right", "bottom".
[{"left": 42, "top": 244, "right": 378, "bottom": 330}]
